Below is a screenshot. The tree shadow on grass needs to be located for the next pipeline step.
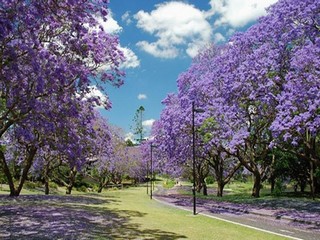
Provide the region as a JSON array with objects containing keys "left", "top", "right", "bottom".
[
  {"left": 0, "top": 194, "right": 187, "bottom": 239},
  {"left": 0, "top": 193, "right": 121, "bottom": 202}
]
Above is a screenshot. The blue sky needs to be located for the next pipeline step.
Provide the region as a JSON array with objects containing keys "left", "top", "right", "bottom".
[{"left": 98, "top": 0, "right": 278, "bottom": 141}]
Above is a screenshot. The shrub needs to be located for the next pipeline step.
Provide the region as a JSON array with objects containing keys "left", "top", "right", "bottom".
[
  {"left": 77, "top": 185, "right": 88, "bottom": 192},
  {"left": 49, "top": 182, "right": 58, "bottom": 190},
  {"left": 163, "top": 178, "right": 175, "bottom": 189},
  {"left": 205, "top": 176, "right": 215, "bottom": 185},
  {"left": 24, "top": 181, "right": 42, "bottom": 190},
  {"left": 272, "top": 180, "right": 286, "bottom": 197}
]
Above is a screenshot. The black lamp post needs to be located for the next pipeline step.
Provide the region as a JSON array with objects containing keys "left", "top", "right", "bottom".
[
  {"left": 146, "top": 160, "right": 149, "bottom": 195},
  {"left": 150, "top": 143, "right": 157, "bottom": 200},
  {"left": 192, "top": 101, "right": 205, "bottom": 215}
]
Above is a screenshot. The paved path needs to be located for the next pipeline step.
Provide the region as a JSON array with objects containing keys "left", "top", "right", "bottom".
[{"left": 154, "top": 186, "right": 320, "bottom": 240}]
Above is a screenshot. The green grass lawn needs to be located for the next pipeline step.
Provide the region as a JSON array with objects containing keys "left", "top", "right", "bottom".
[
  {"left": 0, "top": 184, "right": 291, "bottom": 239},
  {"left": 176, "top": 180, "right": 319, "bottom": 205},
  {"left": 101, "top": 187, "right": 289, "bottom": 239}
]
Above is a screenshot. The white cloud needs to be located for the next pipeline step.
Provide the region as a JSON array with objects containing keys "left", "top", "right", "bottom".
[
  {"left": 122, "top": 11, "right": 132, "bottom": 25},
  {"left": 83, "top": 85, "right": 110, "bottom": 109},
  {"left": 85, "top": 13, "right": 122, "bottom": 34},
  {"left": 136, "top": 41, "right": 179, "bottom": 59},
  {"left": 102, "top": 14, "right": 140, "bottom": 69},
  {"left": 120, "top": 47, "right": 140, "bottom": 69},
  {"left": 186, "top": 43, "right": 202, "bottom": 59},
  {"left": 134, "top": 1, "right": 212, "bottom": 58},
  {"left": 214, "top": 33, "right": 226, "bottom": 43},
  {"left": 97, "top": 12, "right": 123, "bottom": 34},
  {"left": 125, "top": 120, "right": 155, "bottom": 142},
  {"left": 94, "top": 13, "right": 140, "bottom": 70},
  {"left": 142, "top": 119, "right": 155, "bottom": 128},
  {"left": 96, "top": 11, "right": 122, "bottom": 34},
  {"left": 138, "top": 94, "right": 147, "bottom": 100},
  {"left": 125, "top": 132, "right": 135, "bottom": 141},
  {"left": 208, "top": 0, "right": 278, "bottom": 28}
]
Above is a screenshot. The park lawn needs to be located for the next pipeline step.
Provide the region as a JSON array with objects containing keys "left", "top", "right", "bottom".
[
  {"left": 98, "top": 186, "right": 288, "bottom": 240},
  {"left": 178, "top": 180, "right": 319, "bottom": 205},
  {"left": 0, "top": 185, "right": 289, "bottom": 239}
]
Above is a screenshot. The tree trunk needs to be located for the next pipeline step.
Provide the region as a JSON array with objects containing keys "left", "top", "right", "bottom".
[
  {"left": 270, "top": 154, "right": 276, "bottom": 194},
  {"left": 97, "top": 176, "right": 109, "bottom": 193},
  {"left": 97, "top": 180, "right": 104, "bottom": 193},
  {"left": 314, "top": 176, "right": 320, "bottom": 194},
  {"left": 97, "top": 185, "right": 103, "bottom": 193},
  {"left": 270, "top": 177, "right": 275, "bottom": 193},
  {"left": 300, "top": 181, "right": 306, "bottom": 192},
  {"left": 216, "top": 181, "right": 224, "bottom": 197},
  {"left": 215, "top": 159, "right": 224, "bottom": 197},
  {"left": 196, "top": 181, "right": 202, "bottom": 193},
  {"left": 252, "top": 173, "right": 261, "bottom": 198},
  {"left": 310, "top": 161, "right": 315, "bottom": 199},
  {"left": 0, "top": 150, "right": 16, "bottom": 196},
  {"left": 66, "top": 167, "right": 77, "bottom": 195},
  {"left": 15, "top": 147, "right": 37, "bottom": 196},
  {"left": 44, "top": 164, "right": 50, "bottom": 195},
  {"left": 202, "top": 182, "right": 207, "bottom": 196},
  {"left": 44, "top": 180, "right": 49, "bottom": 195},
  {"left": 66, "top": 185, "right": 73, "bottom": 194},
  {"left": 0, "top": 147, "right": 37, "bottom": 196}
]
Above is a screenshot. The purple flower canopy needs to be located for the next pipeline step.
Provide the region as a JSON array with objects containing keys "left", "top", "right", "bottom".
[
  {"left": 0, "top": 0, "right": 126, "bottom": 196},
  {"left": 147, "top": 0, "right": 319, "bottom": 196}
]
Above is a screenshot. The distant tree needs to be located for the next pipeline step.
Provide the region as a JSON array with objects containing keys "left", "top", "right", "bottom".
[
  {"left": 31, "top": 147, "right": 64, "bottom": 195},
  {"left": 150, "top": 94, "right": 188, "bottom": 178},
  {"left": 125, "top": 139, "right": 135, "bottom": 147},
  {"left": 149, "top": 94, "right": 209, "bottom": 194},
  {"left": 89, "top": 123, "right": 145, "bottom": 191},
  {"left": 132, "top": 106, "right": 145, "bottom": 143},
  {"left": 125, "top": 146, "right": 144, "bottom": 184}
]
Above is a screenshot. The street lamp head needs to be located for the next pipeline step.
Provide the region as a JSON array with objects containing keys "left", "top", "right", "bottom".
[
  {"left": 150, "top": 144, "right": 158, "bottom": 148},
  {"left": 192, "top": 101, "right": 205, "bottom": 114},
  {"left": 194, "top": 108, "right": 205, "bottom": 113}
]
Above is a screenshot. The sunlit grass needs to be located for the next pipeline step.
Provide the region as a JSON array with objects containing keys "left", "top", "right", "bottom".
[
  {"left": 178, "top": 180, "right": 319, "bottom": 205},
  {"left": 96, "top": 187, "right": 288, "bottom": 240},
  {"left": 161, "top": 177, "right": 176, "bottom": 189},
  {"left": 0, "top": 184, "right": 289, "bottom": 239}
]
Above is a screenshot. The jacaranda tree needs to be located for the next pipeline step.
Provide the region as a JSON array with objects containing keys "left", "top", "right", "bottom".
[
  {"left": 0, "top": 0, "right": 125, "bottom": 196},
  {"left": 177, "top": 44, "right": 242, "bottom": 197},
  {"left": 268, "top": 0, "right": 320, "bottom": 198},
  {"left": 153, "top": 0, "right": 319, "bottom": 198}
]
